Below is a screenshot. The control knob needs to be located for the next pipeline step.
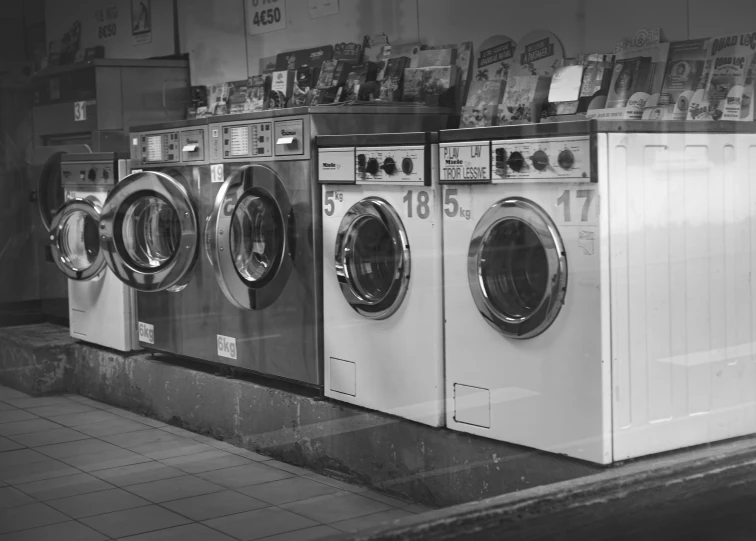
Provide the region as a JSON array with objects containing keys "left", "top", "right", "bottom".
[
  {"left": 401, "top": 157, "right": 413, "bottom": 175},
  {"left": 102, "top": 168, "right": 110, "bottom": 180},
  {"left": 366, "top": 158, "right": 380, "bottom": 176},
  {"left": 495, "top": 148, "right": 507, "bottom": 171},
  {"left": 507, "top": 151, "right": 526, "bottom": 173},
  {"left": 87, "top": 168, "right": 97, "bottom": 181},
  {"left": 558, "top": 150, "right": 575, "bottom": 170},
  {"left": 531, "top": 150, "right": 549, "bottom": 171},
  {"left": 381, "top": 157, "right": 397, "bottom": 176}
]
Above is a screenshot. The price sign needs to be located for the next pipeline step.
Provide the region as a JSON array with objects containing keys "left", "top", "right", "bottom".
[
  {"left": 74, "top": 101, "right": 87, "bottom": 122},
  {"left": 246, "top": 0, "right": 287, "bottom": 36}
]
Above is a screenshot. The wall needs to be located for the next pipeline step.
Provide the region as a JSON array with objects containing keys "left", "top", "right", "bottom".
[
  {"left": 45, "top": 0, "right": 176, "bottom": 60},
  {"left": 177, "top": 0, "right": 756, "bottom": 86}
]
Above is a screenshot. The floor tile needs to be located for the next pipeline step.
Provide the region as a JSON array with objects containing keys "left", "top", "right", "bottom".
[
  {"left": 101, "top": 429, "right": 184, "bottom": 449},
  {"left": 238, "top": 476, "right": 342, "bottom": 506},
  {"left": 137, "top": 441, "right": 217, "bottom": 461},
  {"left": 0, "top": 502, "right": 69, "bottom": 535},
  {"left": 232, "top": 448, "right": 272, "bottom": 461},
  {"left": 254, "top": 525, "right": 342, "bottom": 541},
  {"left": 63, "top": 395, "right": 110, "bottom": 409},
  {"left": 265, "top": 460, "right": 313, "bottom": 476},
  {"left": 0, "top": 486, "right": 35, "bottom": 509},
  {"left": 81, "top": 504, "right": 192, "bottom": 538},
  {"left": 0, "top": 410, "right": 38, "bottom": 424},
  {"left": 0, "top": 458, "right": 80, "bottom": 485},
  {"left": 77, "top": 418, "right": 152, "bottom": 438},
  {"left": 3, "top": 396, "right": 77, "bottom": 409},
  {"left": 124, "top": 474, "right": 225, "bottom": 503},
  {"left": 15, "top": 472, "right": 113, "bottom": 501},
  {"left": 60, "top": 447, "right": 153, "bottom": 472},
  {"left": 0, "top": 436, "right": 24, "bottom": 452},
  {"left": 203, "top": 506, "right": 319, "bottom": 541},
  {"left": 91, "top": 461, "right": 185, "bottom": 487},
  {"left": 404, "top": 503, "right": 434, "bottom": 514},
  {"left": 0, "top": 388, "right": 30, "bottom": 401},
  {"left": 330, "top": 508, "right": 415, "bottom": 533},
  {"left": 51, "top": 410, "right": 124, "bottom": 428},
  {"left": 360, "top": 489, "right": 413, "bottom": 509},
  {"left": 196, "top": 463, "right": 294, "bottom": 489},
  {"left": 160, "top": 450, "right": 251, "bottom": 474},
  {"left": 116, "top": 523, "right": 236, "bottom": 541},
  {"left": 161, "top": 489, "right": 268, "bottom": 521},
  {"left": 281, "top": 491, "right": 392, "bottom": 524},
  {"left": 47, "top": 487, "right": 151, "bottom": 519},
  {"left": 159, "top": 426, "right": 198, "bottom": 439},
  {"left": 36, "top": 438, "right": 120, "bottom": 459},
  {"left": 0, "top": 520, "right": 108, "bottom": 541},
  {"left": 110, "top": 411, "right": 166, "bottom": 428},
  {"left": 0, "top": 448, "right": 48, "bottom": 468},
  {"left": 0, "top": 419, "right": 62, "bottom": 437},
  {"left": 26, "top": 403, "right": 96, "bottom": 418},
  {"left": 0, "top": 403, "right": 16, "bottom": 412},
  {"left": 9, "top": 427, "right": 89, "bottom": 448},
  {"left": 303, "top": 473, "right": 363, "bottom": 492}
]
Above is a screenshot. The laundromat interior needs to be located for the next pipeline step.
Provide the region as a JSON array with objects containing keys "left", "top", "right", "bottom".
[{"left": 2, "top": 1, "right": 756, "bottom": 540}]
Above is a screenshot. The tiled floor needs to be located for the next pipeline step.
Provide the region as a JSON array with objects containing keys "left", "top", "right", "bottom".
[{"left": 0, "top": 385, "right": 430, "bottom": 540}]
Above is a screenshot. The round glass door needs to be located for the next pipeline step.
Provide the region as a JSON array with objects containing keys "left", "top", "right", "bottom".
[
  {"left": 335, "top": 197, "right": 410, "bottom": 320},
  {"left": 49, "top": 198, "right": 106, "bottom": 281},
  {"left": 468, "top": 197, "right": 567, "bottom": 339},
  {"left": 207, "top": 165, "right": 292, "bottom": 310},
  {"left": 99, "top": 171, "right": 197, "bottom": 292}
]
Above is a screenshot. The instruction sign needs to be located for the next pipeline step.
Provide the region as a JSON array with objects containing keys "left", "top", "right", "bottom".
[{"left": 439, "top": 142, "right": 491, "bottom": 181}]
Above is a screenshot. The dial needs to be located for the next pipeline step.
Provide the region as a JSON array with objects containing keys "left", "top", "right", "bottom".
[
  {"left": 366, "top": 158, "right": 380, "bottom": 176},
  {"left": 507, "top": 151, "right": 525, "bottom": 172},
  {"left": 381, "top": 157, "right": 397, "bottom": 176},
  {"left": 357, "top": 154, "right": 367, "bottom": 173},
  {"left": 87, "top": 168, "right": 97, "bottom": 181},
  {"left": 558, "top": 149, "right": 575, "bottom": 170},
  {"left": 102, "top": 168, "right": 110, "bottom": 180},
  {"left": 531, "top": 150, "right": 549, "bottom": 171},
  {"left": 401, "top": 157, "right": 414, "bottom": 175}
]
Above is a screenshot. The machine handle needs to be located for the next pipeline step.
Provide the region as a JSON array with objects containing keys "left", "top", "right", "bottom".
[{"left": 204, "top": 214, "right": 214, "bottom": 267}]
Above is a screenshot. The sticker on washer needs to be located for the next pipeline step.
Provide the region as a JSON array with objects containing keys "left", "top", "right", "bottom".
[
  {"left": 211, "top": 164, "right": 225, "bottom": 183},
  {"left": 323, "top": 189, "right": 345, "bottom": 217},
  {"left": 439, "top": 142, "right": 491, "bottom": 181},
  {"left": 402, "top": 189, "right": 433, "bottom": 220},
  {"left": 554, "top": 186, "right": 598, "bottom": 226},
  {"left": 217, "top": 334, "right": 237, "bottom": 360},
  {"left": 138, "top": 322, "right": 154, "bottom": 344},
  {"left": 442, "top": 186, "right": 473, "bottom": 221}
]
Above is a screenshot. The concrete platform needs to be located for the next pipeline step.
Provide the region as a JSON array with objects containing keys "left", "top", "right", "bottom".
[{"left": 0, "top": 324, "right": 604, "bottom": 509}]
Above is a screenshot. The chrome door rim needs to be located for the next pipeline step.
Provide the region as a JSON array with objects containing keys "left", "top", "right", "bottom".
[
  {"left": 49, "top": 198, "right": 106, "bottom": 281},
  {"left": 335, "top": 197, "right": 411, "bottom": 320},
  {"left": 468, "top": 197, "right": 567, "bottom": 339},
  {"left": 99, "top": 170, "right": 197, "bottom": 292},
  {"left": 207, "top": 164, "right": 293, "bottom": 310}
]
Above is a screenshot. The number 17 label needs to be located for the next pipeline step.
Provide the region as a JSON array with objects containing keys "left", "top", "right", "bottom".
[{"left": 555, "top": 186, "right": 598, "bottom": 226}]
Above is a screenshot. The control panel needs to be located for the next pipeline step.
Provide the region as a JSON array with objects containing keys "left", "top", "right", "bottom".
[
  {"left": 132, "top": 126, "right": 209, "bottom": 166},
  {"left": 491, "top": 136, "right": 592, "bottom": 182},
  {"left": 142, "top": 132, "right": 179, "bottom": 164},
  {"left": 221, "top": 122, "right": 273, "bottom": 158},
  {"left": 209, "top": 116, "right": 310, "bottom": 162},
  {"left": 61, "top": 161, "right": 117, "bottom": 187},
  {"left": 355, "top": 146, "right": 426, "bottom": 185}
]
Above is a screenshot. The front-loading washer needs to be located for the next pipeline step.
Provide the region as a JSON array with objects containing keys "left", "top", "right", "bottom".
[
  {"left": 48, "top": 153, "right": 138, "bottom": 351},
  {"left": 205, "top": 108, "right": 451, "bottom": 388},
  {"left": 98, "top": 119, "right": 219, "bottom": 362},
  {"left": 441, "top": 120, "right": 756, "bottom": 464},
  {"left": 317, "top": 132, "right": 444, "bottom": 426}
]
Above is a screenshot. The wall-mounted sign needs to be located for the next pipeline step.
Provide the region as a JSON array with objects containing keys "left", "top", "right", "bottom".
[
  {"left": 131, "top": 0, "right": 152, "bottom": 45},
  {"left": 246, "top": 0, "right": 287, "bottom": 36}
]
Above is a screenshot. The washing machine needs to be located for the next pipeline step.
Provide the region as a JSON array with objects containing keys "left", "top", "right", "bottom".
[
  {"left": 441, "top": 120, "right": 756, "bottom": 464},
  {"left": 205, "top": 108, "right": 450, "bottom": 388},
  {"left": 98, "top": 119, "right": 219, "bottom": 362},
  {"left": 317, "top": 132, "right": 443, "bottom": 426},
  {"left": 47, "top": 153, "right": 138, "bottom": 351}
]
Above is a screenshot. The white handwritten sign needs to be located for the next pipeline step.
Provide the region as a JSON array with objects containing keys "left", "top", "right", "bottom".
[{"left": 246, "top": 0, "right": 287, "bottom": 36}]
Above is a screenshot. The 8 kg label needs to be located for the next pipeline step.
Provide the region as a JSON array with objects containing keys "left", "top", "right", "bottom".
[
  {"left": 138, "top": 322, "right": 154, "bottom": 345},
  {"left": 217, "top": 334, "right": 237, "bottom": 360}
]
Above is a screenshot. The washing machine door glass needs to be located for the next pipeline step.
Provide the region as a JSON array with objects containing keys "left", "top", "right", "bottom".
[
  {"left": 469, "top": 197, "right": 567, "bottom": 339},
  {"left": 335, "top": 197, "right": 410, "bottom": 320},
  {"left": 99, "top": 170, "right": 198, "bottom": 292},
  {"left": 207, "top": 164, "right": 292, "bottom": 310},
  {"left": 48, "top": 198, "right": 106, "bottom": 281}
]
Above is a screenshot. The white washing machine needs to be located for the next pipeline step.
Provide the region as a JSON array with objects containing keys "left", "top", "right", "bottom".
[
  {"left": 441, "top": 120, "right": 756, "bottom": 464},
  {"left": 48, "top": 153, "right": 138, "bottom": 351},
  {"left": 318, "top": 132, "right": 444, "bottom": 426}
]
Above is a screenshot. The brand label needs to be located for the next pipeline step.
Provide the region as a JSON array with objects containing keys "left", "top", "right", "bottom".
[
  {"left": 318, "top": 148, "right": 354, "bottom": 182},
  {"left": 280, "top": 129, "right": 296, "bottom": 137},
  {"left": 217, "top": 334, "right": 237, "bottom": 360},
  {"left": 138, "top": 322, "right": 154, "bottom": 344},
  {"left": 440, "top": 142, "right": 490, "bottom": 181}
]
